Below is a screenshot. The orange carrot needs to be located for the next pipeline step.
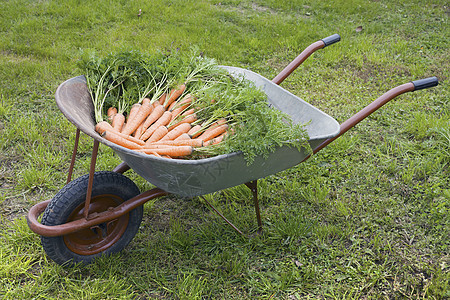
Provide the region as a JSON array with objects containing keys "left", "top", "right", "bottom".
[
  {"left": 160, "top": 123, "right": 191, "bottom": 141},
  {"left": 122, "top": 98, "right": 152, "bottom": 135},
  {"left": 164, "top": 84, "right": 186, "bottom": 109},
  {"left": 108, "top": 113, "right": 116, "bottom": 123},
  {"left": 198, "top": 124, "right": 228, "bottom": 142},
  {"left": 142, "top": 144, "right": 172, "bottom": 149},
  {"left": 167, "top": 113, "right": 197, "bottom": 131},
  {"left": 145, "top": 125, "right": 169, "bottom": 144},
  {"left": 126, "top": 103, "right": 141, "bottom": 123},
  {"left": 95, "top": 121, "right": 146, "bottom": 146},
  {"left": 188, "top": 124, "right": 202, "bottom": 137},
  {"left": 111, "top": 113, "right": 125, "bottom": 131},
  {"left": 139, "top": 146, "right": 193, "bottom": 157},
  {"left": 133, "top": 122, "right": 145, "bottom": 138},
  {"left": 140, "top": 103, "right": 165, "bottom": 134},
  {"left": 210, "top": 118, "right": 227, "bottom": 128},
  {"left": 170, "top": 108, "right": 193, "bottom": 125},
  {"left": 149, "top": 138, "right": 204, "bottom": 148},
  {"left": 107, "top": 107, "right": 117, "bottom": 117},
  {"left": 174, "top": 133, "right": 191, "bottom": 141},
  {"left": 107, "top": 107, "right": 117, "bottom": 122},
  {"left": 196, "top": 118, "right": 227, "bottom": 136},
  {"left": 102, "top": 131, "right": 143, "bottom": 150},
  {"left": 171, "top": 103, "right": 194, "bottom": 123},
  {"left": 203, "top": 132, "right": 226, "bottom": 146},
  {"left": 182, "top": 108, "right": 195, "bottom": 115},
  {"left": 140, "top": 110, "right": 172, "bottom": 141},
  {"left": 169, "top": 93, "right": 192, "bottom": 112},
  {"left": 95, "top": 120, "right": 116, "bottom": 135},
  {"left": 212, "top": 132, "right": 226, "bottom": 144},
  {"left": 158, "top": 93, "right": 167, "bottom": 106},
  {"left": 147, "top": 151, "right": 162, "bottom": 158},
  {"left": 181, "top": 108, "right": 195, "bottom": 118}
]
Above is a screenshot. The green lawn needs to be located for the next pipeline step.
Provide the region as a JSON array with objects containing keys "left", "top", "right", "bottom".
[{"left": 0, "top": 0, "right": 448, "bottom": 299}]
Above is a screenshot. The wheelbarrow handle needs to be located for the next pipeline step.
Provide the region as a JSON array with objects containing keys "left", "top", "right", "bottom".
[
  {"left": 272, "top": 33, "right": 341, "bottom": 85},
  {"left": 311, "top": 77, "right": 439, "bottom": 155},
  {"left": 412, "top": 77, "right": 439, "bottom": 91}
]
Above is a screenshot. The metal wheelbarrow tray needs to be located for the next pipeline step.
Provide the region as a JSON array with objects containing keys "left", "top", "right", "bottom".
[
  {"left": 54, "top": 66, "right": 340, "bottom": 198},
  {"left": 26, "top": 34, "right": 439, "bottom": 266}
]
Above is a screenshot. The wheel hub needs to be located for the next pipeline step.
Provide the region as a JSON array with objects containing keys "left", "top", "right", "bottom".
[{"left": 63, "top": 194, "right": 129, "bottom": 255}]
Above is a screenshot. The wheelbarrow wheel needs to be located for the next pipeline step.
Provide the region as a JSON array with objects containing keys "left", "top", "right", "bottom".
[{"left": 40, "top": 171, "right": 143, "bottom": 266}]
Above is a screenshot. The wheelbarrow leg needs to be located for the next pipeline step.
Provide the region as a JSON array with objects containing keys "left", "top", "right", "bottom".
[
  {"left": 201, "top": 180, "right": 263, "bottom": 236},
  {"left": 83, "top": 139, "right": 100, "bottom": 219},
  {"left": 66, "top": 128, "right": 81, "bottom": 184},
  {"left": 200, "top": 196, "right": 245, "bottom": 236},
  {"left": 245, "top": 180, "right": 263, "bottom": 235}
]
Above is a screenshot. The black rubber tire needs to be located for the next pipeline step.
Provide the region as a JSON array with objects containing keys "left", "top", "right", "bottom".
[{"left": 41, "top": 171, "right": 143, "bottom": 266}]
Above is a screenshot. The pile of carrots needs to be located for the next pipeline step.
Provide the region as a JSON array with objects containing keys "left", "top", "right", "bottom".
[{"left": 94, "top": 84, "right": 228, "bottom": 159}]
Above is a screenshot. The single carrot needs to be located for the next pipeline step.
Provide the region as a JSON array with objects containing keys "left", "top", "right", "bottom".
[
  {"left": 139, "top": 145, "right": 193, "bottom": 157},
  {"left": 174, "top": 133, "right": 191, "bottom": 141},
  {"left": 122, "top": 98, "right": 152, "bottom": 135},
  {"left": 140, "top": 103, "right": 165, "bottom": 134},
  {"left": 102, "top": 131, "right": 143, "bottom": 150},
  {"left": 108, "top": 113, "right": 117, "bottom": 123},
  {"left": 119, "top": 104, "right": 140, "bottom": 133},
  {"left": 127, "top": 103, "right": 141, "bottom": 123},
  {"left": 170, "top": 109, "right": 194, "bottom": 126},
  {"left": 133, "top": 122, "right": 145, "bottom": 138},
  {"left": 107, "top": 107, "right": 117, "bottom": 122},
  {"left": 158, "top": 93, "right": 167, "bottom": 106},
  {"left": 182, "top": 108, "right": 195, "bottom": 115},
  {"left": 95, "top": 120, "right": 116, "bottom": 135},
  {"left": 149, "top": 138, "right": 204, "bottom": 148},
  {"left": 95, "top": 121, "right": 146, "bottom": 146},
  {"left": 140, "top": 110, "right": 172, "bottom": 141},
  {"left": 167, "top": 113, "right": 197, "bottom": 131},
  {"left": 146, "top": 151, "right": 162, "bottom": 158},
  {"left": 196, "top": 118, "right": 227, "bottom": 136},
  {"left": 203, "top": 132, "right": 226, "bottom": 146},
  {"left": 212, "top": 132, "right": 226, "bottom": 144},
  {"left": 160, "top": 123, "right": 191, "bottom": 141},
  {"left": 187, "top": 124, "right": 202, "bottom": 138},
  {"left": 142, "top": 145, "right": 173, "bottom": 151},
  {"left": 171, "top": 103, "right": 194, "bottom": 124},
  {"left": 145, "top": 125, "right": 169, "bottom": 144},
  {"left": 112, "top": 112, "right": 125, "bottom": 131},
  {"left": 169, "top": 93, "right": 192, "bottom": 112},
  {"left": 107, "top": 107, "right": 117, "bottom": 116},
  {"left": 164, "top": 84, "right": 186, "bottom": 109},
  {"left": 210, "top": 118, "right": 227, "bottom": 128},
  {"left": 198, "top": 124, "right": 228, "bottom": 142}
]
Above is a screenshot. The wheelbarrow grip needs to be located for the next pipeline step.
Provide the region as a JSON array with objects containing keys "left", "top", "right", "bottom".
[
  {"left": 272, "top": 33, "right": 340, "bottom": 85},
  {"left": 321, "top": 34, "right": 341, "bottom": 47},
  {"left": 412, "top": 77, "right": 439, "bottom": 91}
]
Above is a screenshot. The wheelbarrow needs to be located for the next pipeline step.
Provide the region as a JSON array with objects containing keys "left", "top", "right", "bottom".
[{"left": 26, "top": 34, "right": 439, "bottom": 266}]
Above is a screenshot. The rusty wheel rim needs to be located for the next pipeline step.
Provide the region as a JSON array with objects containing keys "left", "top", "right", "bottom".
[{"left": 63, "top": 194, "right": 129, "bottom": 255}]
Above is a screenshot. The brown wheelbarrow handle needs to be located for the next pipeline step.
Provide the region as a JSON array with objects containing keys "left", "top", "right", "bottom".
[
  {"left": 312, "top": 77, "right": 439, "bottom": 155},
  {"left": 272, "top": 34, "right": 340, "bottom": 85}
]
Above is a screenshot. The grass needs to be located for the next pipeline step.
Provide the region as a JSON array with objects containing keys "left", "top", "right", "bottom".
[{"left": 0, "top": 0, "right": 448, "bottom": 299}]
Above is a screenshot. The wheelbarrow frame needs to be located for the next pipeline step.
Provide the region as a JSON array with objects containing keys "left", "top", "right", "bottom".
[{"left": 27, "top": 34, "right": 438, "bottom": 244}]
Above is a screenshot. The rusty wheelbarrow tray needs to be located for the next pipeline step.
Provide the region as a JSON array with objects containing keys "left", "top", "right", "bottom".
[{"left": 26, "top": 34, "right": 439, "bottom": 266}]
